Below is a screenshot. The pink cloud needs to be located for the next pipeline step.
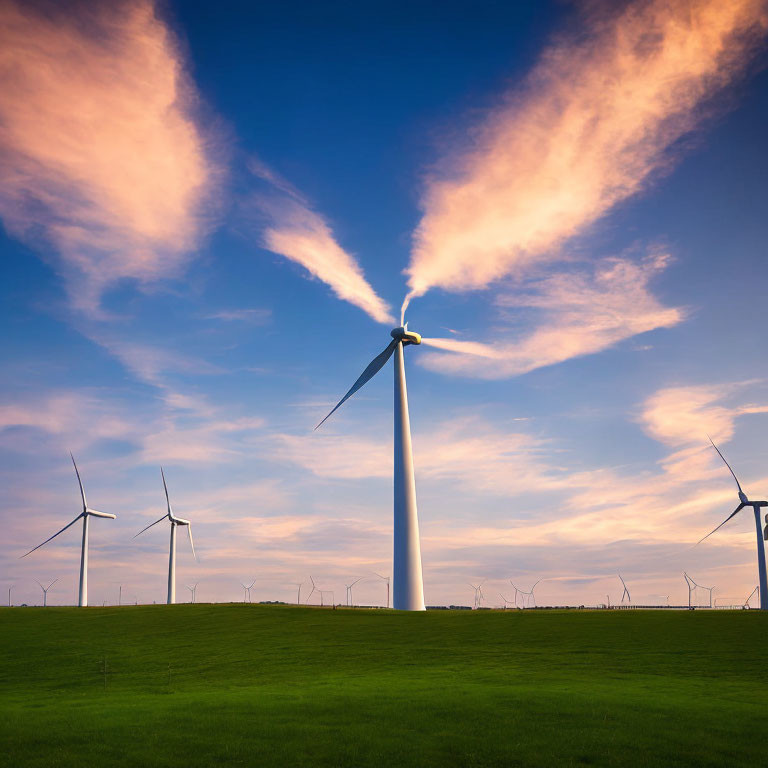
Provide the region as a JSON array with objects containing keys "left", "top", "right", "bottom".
[
  {"left": 406, "top": 0, "right": 768, "bottom": 299},
  {"left": 420, "top": 251, "right": 682, "bottom": 378},
  {"left": 0, "top": 0, "right": 218, "bottom": 312}
]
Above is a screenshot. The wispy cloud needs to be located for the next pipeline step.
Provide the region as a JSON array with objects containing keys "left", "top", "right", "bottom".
[
  {"left": 406, "top": 0, "right": 768, "bottom": 299},
  {"left": 0, "top": 0, "right": 218, "bottom": 313},
  {"left": 205, "top": 308, "right": 272, "bottom": 324},
  {"left": 420, "top": 251, "right": 683, "bottom": 378},
  {"left": 247, "top": 160, "right": 394, "bottom": 324}
]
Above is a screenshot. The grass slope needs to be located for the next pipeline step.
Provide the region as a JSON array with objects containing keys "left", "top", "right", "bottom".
[{"left": 0, "top": 605, "right": 765, "bottom": 767}]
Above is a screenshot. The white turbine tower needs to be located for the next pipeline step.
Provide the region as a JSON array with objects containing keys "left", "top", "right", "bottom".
[
  {"left": 133, "top": 468, "right": 197, "bottom": 605},
  {"left": 36, "top": 578, "right": 58, "bottom": 607},
  {"left": 618, "top": 574, "right": 631, "bottom": 605},
  {"left": 22, "top": 454, "right": 115, "bottom": 607},
  {"left": 698, "top": 437, "right": 768, "bottom": 610},
  {"left": 316, "top": 325, "right": 425, "bottom": 611}
]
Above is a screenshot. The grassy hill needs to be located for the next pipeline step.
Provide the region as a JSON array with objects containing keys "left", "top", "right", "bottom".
[{"left": 0, "top": 605, "right": 764, "bottom": 767}]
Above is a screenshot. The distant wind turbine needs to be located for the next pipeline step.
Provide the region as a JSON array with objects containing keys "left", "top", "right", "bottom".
[
  {"left": 512, "top": 580, "right": 541, "bottom": 609},
  {"left": 306, "top": 576, "right": 317, "bottom": 605},
  {"left": 618, "top": 574, "right": 631, "bottom": 605},
  {"left": 186, "top": 583, "right": 199, "bottom": 603},
  {"left": 289, "top": 582, "right": 304, "bottom": 605},
  {"left": 345, "top": 577, "right": 365, "bottom": 607},
  {"left": 373, "top": 572, "right": 391, "bottom": 608},
  {"left": 469, "top": 581, "right": 485, "bottom": 610},
  {"left": 241, "top": 580, "right": 255, "bottom": 603},
  {"left": 698, "top": 437, "right": 767, "bottom": 610},
  {"left": 133, "top": 468, "right": 197, "bottom": 605},
  {"left": 315, "top": 324, "right": 425, "bottom": 611},
  {"left": 21, "top": 454, "right": 115, "bottom": 607},
  {"left": 498, "top": 593, "right": 515, "bottom": 610},
  {"left": 36, "top": 578, "right": 57, "bottom": 607},
  {"left": 684, "top": 572, "right": 714, "bottom": 609}
]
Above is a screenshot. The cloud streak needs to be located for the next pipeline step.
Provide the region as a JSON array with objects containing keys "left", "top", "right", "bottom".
[
  {"left": 0, "top": 0, "right": 217, "bottom": 312},
  {"left": 248, "top": 160, "right": 394, "bottom": 324},
  {"left": 420, "top": 251, "right": 683, "bottom": 378},
  {"left": 406, "top": 0, "right": 768, "bottom": 300}
]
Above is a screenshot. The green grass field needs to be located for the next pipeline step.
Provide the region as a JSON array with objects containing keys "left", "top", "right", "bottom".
[{"left": 1, "top": 605, "right": 765, "bottom": 767}]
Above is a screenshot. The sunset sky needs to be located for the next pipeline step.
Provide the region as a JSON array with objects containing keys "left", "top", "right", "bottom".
[{"left": 2, "top": 0, "right": 768, "bottom": 608}]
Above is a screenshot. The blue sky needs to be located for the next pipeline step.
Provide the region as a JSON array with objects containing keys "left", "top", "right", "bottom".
[{"left": 2, "top": 0, "right": 768, "bottom": 608}]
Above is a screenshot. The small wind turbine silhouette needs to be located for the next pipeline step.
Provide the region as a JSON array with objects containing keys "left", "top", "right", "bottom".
[
  {"left": 241, "top": 580, "right": 255, "bottom": 603},
  {"left": 315, "top": 324, "right": 425, "bottom": 611},
  {"left": 22, "top": 454, "right": 115, "bottom": 607},
  {"left": 186, "top": 583, "right": 199, "bottom": 603},
  {"left": 698, "top": 437, "right": 767, "bottom": 610},
  {"left": 512, "top": 580, "right": 541, "bottom": 608},
  {"left": 133, "top": 468, "right": 197, "bottom": 605},
  {"left": 305, "top": 576, "right": 317, "bottom": 605},
  {"left": 36, "top": 578, "right": 57, "bottom": 607},
  {"left": 373, "top": 572, "right": 390, "bottom": 608},
  {"left": 345, "top": 577, "right": 365, "bottom": 607},
  {"left": 469, "top": 581, "right": 485, "bottom": 610},
  {"left": 289, "top": 582, "right": 304, "bottom": 605},
  {"left": 618, "top": 574, "right": 631, "bottom": 605},
  {"left": 684, "top": 572, "right": 714, "bottom": 609},
  {"left": 499, "top": 593, "right": 515, "bottom": 610}
]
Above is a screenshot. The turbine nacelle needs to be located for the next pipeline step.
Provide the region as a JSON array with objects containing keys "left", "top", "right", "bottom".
[{"left": 390, "top": 325, "right": 421, "bottom": 345}]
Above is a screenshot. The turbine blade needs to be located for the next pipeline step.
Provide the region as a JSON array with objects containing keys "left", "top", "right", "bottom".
[
  {"left": 133, "top": 514, "right": 168, "bottom": 539},
  {"left": 187, "top": 524, "right": 198, "bottom": 562},
  {"left": 160, "top": 467, "right": 173, "bottom": 517},
  {"left": 48, "top": 578, "right": 58, "bottom": 589},
  {"left": 707, "top": 436, "right": 744, "bottom": 495},
  {"left": 696, "top": 503, "right": 746, "bottom": 545},
  {"left": 87, "top": 509, "right": 116, "bottom": 519},
  {"left": 314, "top": 339, "right": 398, "bottom": 430},
  {"left": 71, "top": 452, "right": 87, "bottom": 510},
  {"left": 21, "top": 514, "right": 83, "bottom": 558}
]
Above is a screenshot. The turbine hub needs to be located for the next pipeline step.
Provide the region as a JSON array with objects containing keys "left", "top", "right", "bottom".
[{"left": 391, "top": 326, "right": 421, "bottom": 345}]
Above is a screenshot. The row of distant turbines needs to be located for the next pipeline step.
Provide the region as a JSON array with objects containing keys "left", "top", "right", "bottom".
[{"left": 14, "top": 323, "right": 768, "bottom": 610}]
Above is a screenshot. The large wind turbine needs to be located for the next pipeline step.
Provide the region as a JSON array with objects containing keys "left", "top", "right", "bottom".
[
  {"left": 316, "top": 324, "right": 425, "bottom": 611},
  {"left": 698, "top": 438, "right": 767, "bottom": 610},
  {"left": 133, "top": 468, "right": 197, "bottom": 605},
  {"left": 22, "top": 454, "right": 115, "bottom": 607}
]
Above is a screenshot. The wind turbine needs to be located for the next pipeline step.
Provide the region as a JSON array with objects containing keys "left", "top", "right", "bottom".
[
  {"left": 468, "top": 581, "right": 485, "bottom": 610},
  {"left": 512, "top": 580, "right": 541, "bottom": 608},
  {"left": 684, "top": 572, "right": 714, "bottom": 609},
  {"left": 186, "top": 583, "right": 199, "bottom": 603},
  {"left": 345, "top": 576, "right": 365, "bottom": 607},
  {"left": 315, "top": 324, "right": 425, "bottom": 611},
  {"left": 133, "top": 468, "right": 197, "bottom": 605},
  {"left": 373, "top": 572, "right": 391, "bottom": 608},
  {"left": 21, "top": 454, "right": 115, "bottom": 607},
  {"left": 498, "top": 593, "right": 515, "bottom": 610},
  {"left": 289, "top": 582, "right": 304, "bottom": 605},
  {"left": 697, "top": 437, "right": 768, "bottom": 609},
  {"left": 618, "top": 574, "right": 631, "bottom": 606},
  {"left": 36, "top": 578, "right": 57, "bottom": 607},
  {"left": 305, "top": 576, "right": 317, "bottom": 605},
  {"left": 241, "top": 580, "right": 255, "bottom": 603}
]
